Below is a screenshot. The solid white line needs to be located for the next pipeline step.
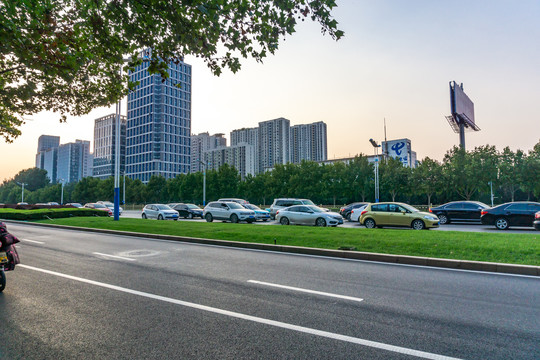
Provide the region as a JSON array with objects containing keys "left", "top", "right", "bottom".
[
  {"left": 248, "top": 280, "right": 364, "bottom": 302},
  {"left": 21, "top": 238, "right": 45, "bottom": 244},
  {"left": 92, "top": 252, "right": 136, "bottom": 261},
  {"left": 19, "top": 264, "right": 462, "bottom": 360}
]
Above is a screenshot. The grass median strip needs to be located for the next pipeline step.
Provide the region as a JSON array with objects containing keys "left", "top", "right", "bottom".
[{"left": 32, "top": 217, "right": 540, "bottom": 266}]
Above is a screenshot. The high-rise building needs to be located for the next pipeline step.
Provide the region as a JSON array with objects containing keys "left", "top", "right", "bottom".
[
  {"left": 289, "top": 121, "right": 327, "bottom": 163},
  {"left": 230, "top": 127, "right": 259, "bottom": 174},
  {"left": 258, "top": 117, "right": 290, "bottom": 172},
  {"left": 57, "top": 140, "right": 92, "bottom": 183},
  {"left": 93, "top": 113, "right": 127, "bottom": 180},
  {"left": 202, "top": 143, "right": 255, "bottom": 180},
  {"left": 126, "top": 58, "right": 192, "bottom": 183},
  {"left": 190, "top": 132, "right": 226, "bottom": 173},
  {"left": 35, "top": 135, "right": 60, "bottom": 183}
]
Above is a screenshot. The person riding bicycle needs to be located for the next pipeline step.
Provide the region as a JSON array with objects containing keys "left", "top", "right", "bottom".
[{"left": 0, "top": 222, "right": 20, "bottom": 271}]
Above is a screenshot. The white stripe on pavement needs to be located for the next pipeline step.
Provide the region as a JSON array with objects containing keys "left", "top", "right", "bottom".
[
  {"left": 248, "top": 280, "right": 364, "bottom": 302},
  {"left": 19, "top": 264, "right": 462, "bottom": 360},
  {"left": 21, "top": 238, "right": 45, "bottom": 244},
  {"left": 92, "top": 252, "right": 136, "bottom": 261}
]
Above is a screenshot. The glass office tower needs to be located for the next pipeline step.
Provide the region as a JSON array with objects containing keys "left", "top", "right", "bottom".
[{"left": 126, "top": 60, "right": 192, "bottom": 182}]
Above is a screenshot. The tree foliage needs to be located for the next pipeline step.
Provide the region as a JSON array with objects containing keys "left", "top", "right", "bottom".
[
  {"left": 0, "top": 0, "right": 343, "bottom": 141},
  {"left": 1, "top": 142, "right": 539, "bottom": 206}
]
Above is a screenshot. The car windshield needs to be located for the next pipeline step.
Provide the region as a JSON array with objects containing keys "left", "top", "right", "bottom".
[
  {"left": 303, "top": 200, "right": 316, "bottom": 206},
  {"left": 156, "top": 205, "right": 172, "bottom": 210},
  {"left": 102, "top": 202, "right": 113, "bottom": 206},
  {"left": 306, "top": 205, "right": 325, "bottom": 213},
  {"left": 228, "top": 203, "right": 244, "bottom": 209},
  {"left": 187, "top": 204, "right": 201, "bottom": 209},
  {"left": 94, "top": 204, "right": 106, "bottom": 209}
]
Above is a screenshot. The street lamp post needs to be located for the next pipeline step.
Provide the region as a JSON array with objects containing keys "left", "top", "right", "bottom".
[
  {"left": 59, "top": 179, "right": 65, "bottom": 205},
  {"left": 369, "top": 139, "right": 381, "bottom": 203},
  {"left": 197, "top": 159, "right": 208, "bottom": 206},
  {"left": 15, "top": 182, "right": 28, "bottom": 203}
]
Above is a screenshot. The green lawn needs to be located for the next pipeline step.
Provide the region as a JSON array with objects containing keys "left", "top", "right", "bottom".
[{"left": 31, "top": 217, "right": 540, "bottom": 266}]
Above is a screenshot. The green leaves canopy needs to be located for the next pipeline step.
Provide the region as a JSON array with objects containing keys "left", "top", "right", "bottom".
[{"left": 0, "top": 0, "right": 343, "bottom": 141}]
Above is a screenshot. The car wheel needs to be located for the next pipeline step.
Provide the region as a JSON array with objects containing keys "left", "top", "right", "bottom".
[
  {"left": 346, "top": 213, "right": 351, "bottom": 222},
  {"left": 158, "top": 214, "right": 163, "bottom": 220},
  {"left": 438, "top": 214, "right": 449, "bottom": 225},
  {"left": 364, "top": 218, "right": 376, "bottom": 229},
  {"left": 230, "top": 214, "right": 239, "bottom": 223},
  {"left": 247, "top": 219, "right": 254, "bottom": 224},
  {"left": 262, "top": 219, "right": 268, "bottom": 222},
  {"left": 280, "top": 217, "right": 289, "bottom": 225},
  {"left": 205, "top": 213, "right": 213, "bottom": 222},
  {"left": 316, "top": 217, "right": 327, "bottom": 227},
  {"left": 188, "top": 213, "right": 193, "bottom": 219},
  {"left": 495, "top": 217, "right": 509, "bottom": 230},
  {"left": 173, "top": 219, "right": 178, "bottom": 221},
  {"left": 411, "top": 219, "right": 425, "bottom": 230},
  {"left": 142, "top": 213, "right": 147, "bottom": 219}
]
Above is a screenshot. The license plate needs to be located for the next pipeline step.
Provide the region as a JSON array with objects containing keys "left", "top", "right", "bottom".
[{"left": 0, "top": 252, "right": 8, "bottom": 264}]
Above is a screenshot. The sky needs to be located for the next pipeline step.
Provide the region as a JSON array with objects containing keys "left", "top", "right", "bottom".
[{"left": 2, "top": 0, "right": 539, "bottom": 182}]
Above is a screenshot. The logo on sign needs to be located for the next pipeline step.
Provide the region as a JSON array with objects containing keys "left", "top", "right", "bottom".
[{"left": 391, "top": 142, "right": 405, "bottom": 156}]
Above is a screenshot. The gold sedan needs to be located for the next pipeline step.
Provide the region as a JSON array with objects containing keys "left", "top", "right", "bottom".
[{"left": 359, "top": 202, "right": 440, "bottom": 230}]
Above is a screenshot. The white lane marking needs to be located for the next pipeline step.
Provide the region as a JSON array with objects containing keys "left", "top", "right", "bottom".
[
  {"left": 21, "top": 238, "right": 45, "bottom": 244},
  {"left": 19, "top": 264, "right": 461, "bottom": 360},
  {"left": 92, "top": 252, "right": 136, "bottom": 261},
  {"left": 248, "top": 280, "right": 364, "bottom": 303}
]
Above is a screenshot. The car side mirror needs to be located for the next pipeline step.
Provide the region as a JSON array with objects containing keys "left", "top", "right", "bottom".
[{"left": 401, "top": 211, "right": 407, "bottom": 214}]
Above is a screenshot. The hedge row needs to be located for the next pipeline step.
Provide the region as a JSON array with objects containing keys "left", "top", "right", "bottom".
[{"left": 0, "top": 208, "right": 110, "bottom": 220}]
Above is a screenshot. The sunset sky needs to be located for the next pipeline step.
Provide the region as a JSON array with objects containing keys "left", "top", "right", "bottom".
[{"left": 2, "top": 0, "right": 539, "bottom": 181}]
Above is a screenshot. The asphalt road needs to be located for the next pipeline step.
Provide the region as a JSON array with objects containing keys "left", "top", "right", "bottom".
[
  {"left": 1, "top": 223, "right": 539, "bottom": 359},
  {"left": 121, "top": 210, "right": 538, "bottom": 234}
]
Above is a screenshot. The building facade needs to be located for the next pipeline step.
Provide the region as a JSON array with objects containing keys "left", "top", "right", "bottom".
[
  {"left": 35, "top": 135, "right": 60, "bottom": 182},
  {"left": 289, "top": 121, "right": 327, "bottom": 163},
  {"left": 258, "top": 117, "right": 290, "bottom": 172},
  {"left": 202, "top": 143, "right": 256, "bottom": 180},
  {"left": 57, "top": 140, "right": 92, "bottom": 183},
  {"left": 230, "top": 127, "right": 259, "bottom": 173},
  {"left": 93, "top": 114, "right": 127, "bottom": 180},
  {"left": 190, "top": 132, "right": 226, "bottom": 173},
  {"left": 126, "top": 58, "right": 192, "bottom": 183}
]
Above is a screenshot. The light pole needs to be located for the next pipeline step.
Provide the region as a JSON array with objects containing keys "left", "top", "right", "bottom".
[
  {"left": 369, "top": 139, "right": 381, "bottom": 203},
  {"left": 59, "top": 179, "right": 65, "bottom": 205},
  {"left": 197, "top": 159, "right": 208, "bottom": 206},
  {"left": 488, "top": 181, "right": 494, "bottom": 207},
  {"left": 15, "top": 182, "right": 28, "bottom": 203}
]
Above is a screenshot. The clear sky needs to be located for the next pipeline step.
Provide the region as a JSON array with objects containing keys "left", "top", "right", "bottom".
[{"left": 2, "top": 0, "right": 539, "bottom": 182}]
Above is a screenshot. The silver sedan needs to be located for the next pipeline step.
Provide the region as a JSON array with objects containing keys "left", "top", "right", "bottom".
[{"left": 276, "top": 205, "right": 343, "bottom": 227}]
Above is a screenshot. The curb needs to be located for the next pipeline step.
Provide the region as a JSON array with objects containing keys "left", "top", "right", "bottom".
[{"left": 4, "top": 220, "right": 540, "bottom": 277}]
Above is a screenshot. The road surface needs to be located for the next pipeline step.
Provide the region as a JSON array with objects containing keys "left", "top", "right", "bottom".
[{"left": 1, "top": 223, "right": 538, "bottom": 359}]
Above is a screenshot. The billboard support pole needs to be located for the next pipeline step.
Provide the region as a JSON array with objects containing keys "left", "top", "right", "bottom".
[{"left": 459, "top": 122, "right": 466, "bottom": 149}]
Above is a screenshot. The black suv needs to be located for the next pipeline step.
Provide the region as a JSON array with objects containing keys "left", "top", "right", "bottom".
[
  {"left": 480, "top": 201, "right": 540, "bottom": 230},
  {"left": 429, "top": 201, "right": 489, "bottom": 225},
  {"left": 168, "top": 203, "right": 203, "bottom": 219},
  {"left": 339, "top": 202, "right": 369, "bottom": 221}
]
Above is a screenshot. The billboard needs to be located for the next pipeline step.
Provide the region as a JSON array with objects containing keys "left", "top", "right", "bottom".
[
  {"left": 382, "top": 138, "right": 413, "bottom": 167},
  {"left": 450, "top": 81, "right": 475, "bottom": 125}
]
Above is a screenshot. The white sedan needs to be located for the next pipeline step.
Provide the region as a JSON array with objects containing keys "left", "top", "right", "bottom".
[
  {"left": 349, "top": 204, "right": 368, "bottom": 222},
  {"left": 276, "top": 205, "right": 343, "bottom": 227},
  {"left": 142, "top": 204, "right": 179, "bottom": 220}
]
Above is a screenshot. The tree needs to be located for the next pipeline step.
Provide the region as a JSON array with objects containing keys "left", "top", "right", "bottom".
[
  {"left": 412, "top": 157, "right": 442, "bottom": 206},
  {"left": 1, "top": 0, "right": 343, "bottom": 141},
  {"left": 498, "top": 147, "right": 525, "bottom": 202},
  {"left": 442, "top": 147, "right": 478, "bottom": 200},
  {"left": 12, "top": 167, "right": 50, "bottom": 191},
  {"left": 380, "top": 158, "right": 410, "bottom": 202}
]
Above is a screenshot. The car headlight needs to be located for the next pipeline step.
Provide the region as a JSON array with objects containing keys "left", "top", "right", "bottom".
[{"left": 424, "top": 215, "right": 438, "bottom": 221}]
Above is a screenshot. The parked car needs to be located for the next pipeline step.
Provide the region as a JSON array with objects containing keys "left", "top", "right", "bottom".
[
  {"left": 359, "top": 202, "right": 439, "bottom": 230},
  {"left": 66, "top": 203, "right": 83, "bottom": 208},
  {"left": 168, "top": 203, "right": 203, "bottom": 219},
  {"left": 269, "top": 198, "right": 320, "bottom": 220},
  {"left": 339, "top": 202, "right": 369, "bottom": 221},
  {"left": 349, "top": 204, "right": 368, "bottom": 222},
  {"left": 242, "top": 204, "right": 271, "bottom": 221},
  {"left": 429, "top": 201, "right": 490, "bottom": 224},
  {"left": 142, "top": 204, "right": 179, "bottom": 220},
  {"left": 480, "top": 201, "right": 540, "bottom": 230},
  {"left": 276, "top": 205, "right": 343, "bottom": 227},
  {"left": 83, "top": 203, "right": 113, "bottom": 216},
  {"left": 534, "top": 211, "right": 540, "bottom": 231},
  {"left": 203, "top": 201, "right": 256, "bottom": 223},
  {"left": 97, "top": 201, "right": 123, "bottom": 215},
  {"left": 47, "top": 202, "right": 59, "bottom": 206}
]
